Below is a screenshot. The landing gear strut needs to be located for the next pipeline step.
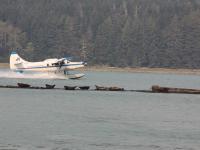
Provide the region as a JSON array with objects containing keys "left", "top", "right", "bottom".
[{"left": 64, "top": 70, "right": 69, "bottom": 75}]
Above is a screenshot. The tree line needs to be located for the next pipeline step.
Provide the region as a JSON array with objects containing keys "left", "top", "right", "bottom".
[{"left": 0, "top": 0, "right": 200, "bottom": 68}]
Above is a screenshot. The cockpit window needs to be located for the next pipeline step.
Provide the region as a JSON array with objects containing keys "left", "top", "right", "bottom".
[{"left": 52, "top": 63, "right": 59, "bottom": 66}]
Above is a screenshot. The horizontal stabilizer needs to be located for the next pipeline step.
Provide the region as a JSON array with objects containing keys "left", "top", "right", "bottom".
[{"left": 14, "top": 62, "right": 23, "bottom": 65}]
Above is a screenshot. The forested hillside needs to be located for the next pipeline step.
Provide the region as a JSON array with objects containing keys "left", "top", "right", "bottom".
[{"left": 0, "top": 0, "right": 200, "bottom": 68}]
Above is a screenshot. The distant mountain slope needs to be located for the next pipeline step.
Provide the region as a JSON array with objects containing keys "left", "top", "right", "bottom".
[{"left": 0, "top": 0, "right": 200, "bottom": 68}]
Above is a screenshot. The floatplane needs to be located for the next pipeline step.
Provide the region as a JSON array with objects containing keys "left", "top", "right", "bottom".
[{"left": 9, "top": 51, "right": 86, "bottom": 79}]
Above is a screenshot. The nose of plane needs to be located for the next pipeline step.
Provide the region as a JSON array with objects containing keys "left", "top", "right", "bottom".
[{"left": 82, "top": 62, "right": 87, "bottom": 66}]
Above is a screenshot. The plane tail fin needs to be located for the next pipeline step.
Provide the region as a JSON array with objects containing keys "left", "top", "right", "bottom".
[{"left": 10, "top": 52, "right": 27, "bottom": 70}]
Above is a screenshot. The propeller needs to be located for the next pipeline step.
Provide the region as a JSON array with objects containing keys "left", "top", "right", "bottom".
[{"left": 57, "top": 58, "right": 66, "bottom": 69}]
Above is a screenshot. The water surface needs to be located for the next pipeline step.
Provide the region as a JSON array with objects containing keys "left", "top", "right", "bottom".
[{"left": 0, "top": 70, "right": 200, "bottom": 150}]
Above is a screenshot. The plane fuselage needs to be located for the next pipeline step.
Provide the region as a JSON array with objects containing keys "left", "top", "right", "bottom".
[
  {"left": 15, "top": 59, "right": 85, "bottom": 72},
  {"left": 10, "top": 52, "right": 85, "bottom": 73}
]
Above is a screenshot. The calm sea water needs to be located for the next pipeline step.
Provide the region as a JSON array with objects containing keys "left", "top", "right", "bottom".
[{"left": 0, "top": 70, "right": 200, "bottom": 150}]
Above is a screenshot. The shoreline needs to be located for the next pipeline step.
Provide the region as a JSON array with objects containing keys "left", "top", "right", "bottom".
[
  {"left": 1, "top": 63, "right": 200, "bottom": 75},
  {"left": 79, "top": 66, "right": 200, "bottom": 75},
  {"left": 0, "top": 63, "right": 9, "bottom": 68}
]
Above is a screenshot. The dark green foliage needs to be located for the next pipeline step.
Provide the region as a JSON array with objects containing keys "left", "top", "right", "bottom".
[{"left": 0, "top": 0, "right": 200, "bottom": 68}]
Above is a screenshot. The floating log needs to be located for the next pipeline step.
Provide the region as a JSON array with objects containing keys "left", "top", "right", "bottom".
[
  {"left": 64, "top": 86, "right": 77, "bottom": 90},
  {"left": 95, "top": 85, "right": 109, "bottom": 91},
  {"left": 78, "top": 86, "right": 90, "bottom": 90},
  {"left": 95, "top": 85, "right": 124, "bottom": 91},
  {"left": 0, "top": 85, "right": 18, "bottom": 88},
  {"left": 0, "top": 83, "right": 200, "bottom": 94},
  {"left": 17, "top": 83, "right": 31, "bottom": 88},
  {"left": 109, "top": 86, "right": 124, "bottom": 91},
  {"left": 31, "top": 86, "right": 41, "bottom": 89},
  {"left": 152, "top": 85, "right": 200, "bottom": 94}
]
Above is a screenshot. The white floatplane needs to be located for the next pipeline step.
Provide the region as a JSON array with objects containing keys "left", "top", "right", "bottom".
[{"left": 9, "top": 51, "right": 86, "bottom": 79}]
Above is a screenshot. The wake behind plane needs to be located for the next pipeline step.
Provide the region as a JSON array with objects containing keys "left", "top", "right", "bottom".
[{"left": 9, "top": 51, "right": 86, "bottom": 79}]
